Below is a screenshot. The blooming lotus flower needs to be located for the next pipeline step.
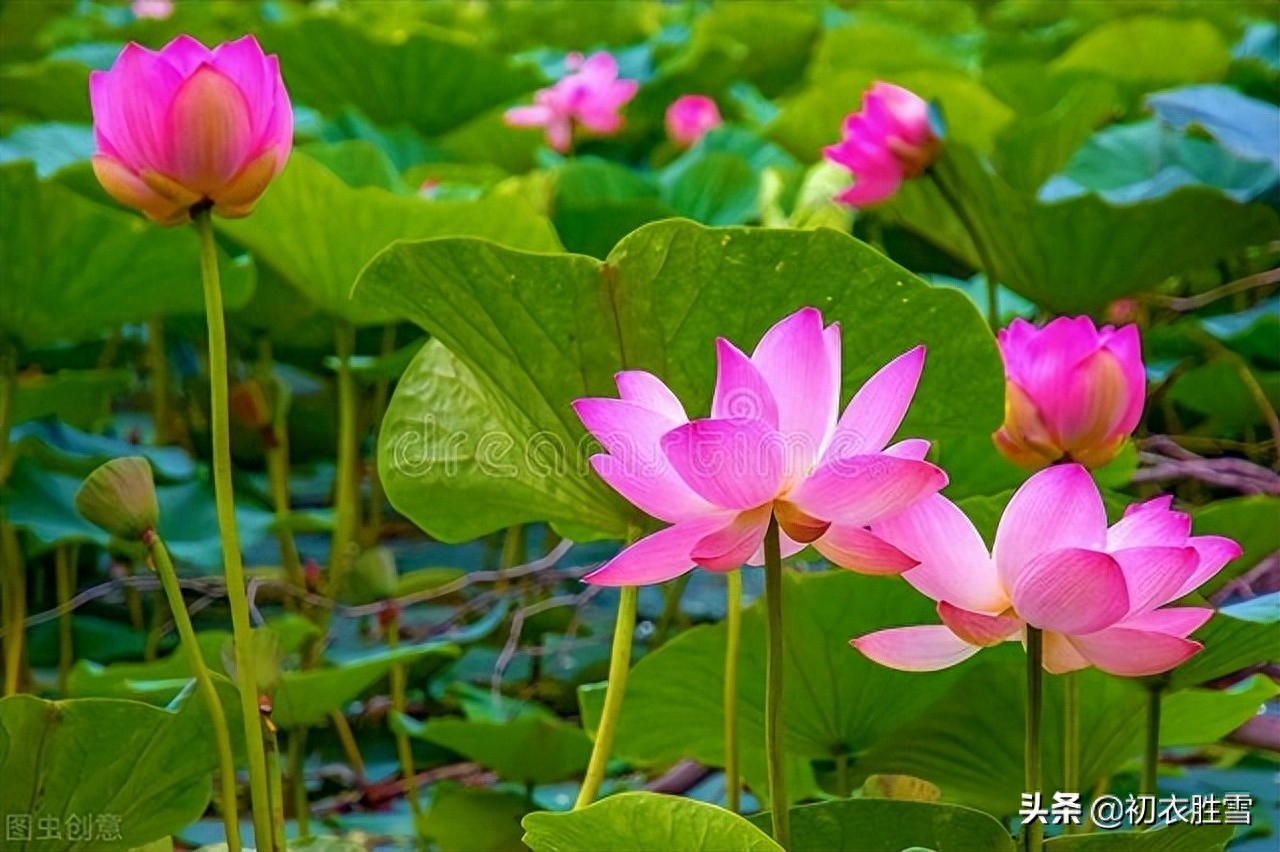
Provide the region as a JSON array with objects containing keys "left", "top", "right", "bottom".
[
  {"left": 666, "top": 95, "right": 722, "bottom": 147},
  {"left": 574, "top": 308, "right": 948, "bottom": 586},
  {"left": 823, "top": 82, "right": 941, "bottom": 208},
  {"left": 89, "top": 35, "right": 292, "bottom": 226},
  {"left": 132, "top": 0, "right": 174, "bottom": 19},
  {"left": 504, "top": 52, "right": 638, "bottom": 153},
  {"left": 852, "top": 465, "right": 1241, "bottom": 677},
  {"left": 994, "top": 317, "right": 1145, "bottom": 470}
]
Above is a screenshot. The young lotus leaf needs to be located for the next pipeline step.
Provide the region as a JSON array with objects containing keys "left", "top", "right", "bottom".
[
  {"left": 522, "top": 792, "right": 783, "bottom": 852},
  {"left": 359, "top": 219, "right": 1001, "bottom": 542},
  {"left": 402, "top": 715, "right": 592, "bottom": 785}
]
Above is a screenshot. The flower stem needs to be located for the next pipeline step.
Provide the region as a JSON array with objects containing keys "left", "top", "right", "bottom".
[
  {"left": 364, "top": 322, "right": 398, "bottom": 545},
  {"left": 0, "top": 343, "right": 24, "bottom": 697},
  {"left": 55, "top": 543, "right": 76, "bottom": 694},
  {"left": 574, "top": 584, "right": 638, "bottom": 809},
  {"left": 329, "top": 710, "right": 366, "bottom": 782},
  {"left": 723, "top": 568, "right": 743, "bottom": 813},
  {"left": 262, "top": 715, "right": 287, "bottom": 852},
  {"left": 328, "top": 322, "right": 359, "bottom": 597},
  {"left": 195, "top": 207, "right": 275, "bottom": 851},
  {"left": 1063, "top": 671, "right": 1080, "bottom": 833},
  {"left": 148, "top": 316, "right": 172, "bottom": 445},
  {"left": 1025, "top": 626, "right": 1044, "bottom": 852},
  {"left": 927, "top": 165, "right": 1001, "bottom": 331},
  {"left": 764, "top": 515, "right": 789, "bottom": 848},
  {"left": 148, "top": 533, "right": 242, "bottom": 852},
  {"left": 387, "top": 610, "right": 423, "bottom": 817},
  {"left": 257, "top": 336, "right": 305, "bottom": 613},
  {"left": 289, "top": 727, "right": 310, "bottom": 841},
  {"left": 1142, "top": 684, "right": 1162, "bottom": 796}
]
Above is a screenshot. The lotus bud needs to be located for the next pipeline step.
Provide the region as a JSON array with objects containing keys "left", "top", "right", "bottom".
[
  {"left": 75, "top": 457, "right": 160, "bottom": 542},
  {"left": 666, "top": 95, "right": 722, "bottom": 147},
  {"left": 823, "top": 82, "right": 942, "bottom": 207}
]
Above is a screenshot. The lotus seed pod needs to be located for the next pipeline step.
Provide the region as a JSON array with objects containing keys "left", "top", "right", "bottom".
[{"left": 75, "top": 457, "right": 160, "bottom": 541}]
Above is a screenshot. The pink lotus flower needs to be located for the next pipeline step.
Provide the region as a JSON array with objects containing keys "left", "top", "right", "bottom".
[
  {"left": 994, "top": 317, "right": 1145, "bottom": 470},
  {"left": 574, "top": 308, "right": 948, "bottom": 586},
  {"left": 666, "top": 95, "right": 722, "bottom": 147},
  {"left": 851, "top": 465, "right": 1240, "bottom": 677},
  {"left": 89, "top": 35, "right": 292, "bottom": 226},
  {"left": 132, "top": 0, "right": 174, "bottom": 19},
  {"left": 504, "top": 52, "right": 638, "bottom": 153},
  {"left": 823, "top": 82, "right": 941, "bottom": 208}
]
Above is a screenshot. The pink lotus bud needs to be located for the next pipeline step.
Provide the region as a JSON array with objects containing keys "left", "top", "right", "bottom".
[
  {"left": 131, "top": 0, "right": 174, "bottom": 19},
  {"left": 665, "top": 95, "right": 722, "bottom": 147},
  {"left": 504, "top": 51, "right": 637, "bottom": 153},
  {"left": 89, "top": 35, "right": 293, "bottom": 226},
  {"left": 993, "top": 317, "right": 1146, "bottom": 470},
  {"left": 823, "top": 82, "right": 941, "bottom": 208}
]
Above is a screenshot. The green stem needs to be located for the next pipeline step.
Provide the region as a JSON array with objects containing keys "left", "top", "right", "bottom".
[
  {"left": 723, "top": 568, "right": 742, "bottom": 813},
  {"left": 1142, "top": 685, "right": 1162, "bottom": 796},
  {"left": 55, "top": 544, "right": 75, "bottom": 694},
  {"left": 263, "top": 716, "right": 287, "bottom": 852},
  {"left": 363, "top": 322, "right": 397, "bottom": 546},
  {"left": 257, "top": 337, "right": 305, "bottom": 613},
  {"left": 653, "top": 572, "right": 691, "bottom": 647},
  {"left": 1025, "top": 627, "right": 1044, "bottom": 852},
  {"left": 387, "top": 611, "right": 423, "bottom": 817},
  {"left": 500, "top": 525, "right": 528, "bottom": 571},
  {"left": 289, "top": 727, "right": 310, "bottom": 841},
  {"left": 328, "top": 322, "right": 359, "bottom": 597},
  {"left": 764, "top": 516, "right": 789, "bottom": 848},
  {"left": 1, "top": 522, "right": 24, "bottom": 696},
  {"left": 329, "top": 709, "right": 366, "bottom": 783},
  {"left": 195, "top": 208, "right": 275, "bottom": 851},
  {"left": 1063, "top": 671, "right": 1080, "bottom": 834},
  {"left": 149, "top": 534, "right": 242, "bottom": 852},
  {"left": 574, "top": 584, "right": 638, "bottom": 809},
  {"left": 148, "top": 317, "right": 172, "bottom": 445},
  {"left": 928, "top": 165, "right": 1001, "bottom": 331}
]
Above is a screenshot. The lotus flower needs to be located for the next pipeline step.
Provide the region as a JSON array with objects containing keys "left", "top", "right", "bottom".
[
  {"left": 575, "top": 308, "right": 948, "bottom": 586},
  {"left": 994, "top": 317, "right": 1145, "bottom": 470},
  {"left": 666, "top": 95, "right": 722, "bottom": 147},
  {"left": 852, "top": 465, "right": 1240, "bottom": 677},
  {"left": 132, "top": 0, "right": 174, "bottom": 19},
  {"left": 89, "top": 35, "right": 292, "bottom": 226},
  {"left": 504, "top": 52, "right": 638, "bottom": 153},
  {"left": 823, "top": 82, "right": 941, "bottom": 207}
]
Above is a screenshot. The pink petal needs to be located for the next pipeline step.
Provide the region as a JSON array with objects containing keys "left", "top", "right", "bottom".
[
  {"left": 573, "top": 397, "right": 679, "bottom": 456},
  {"left": 589, "top": 454, "right": 712, "bottom": 525},
  {"left": 90, "top": 44, "right": 184, "bottom": 172},
  {"left": 883, "top": 438, "right": 931, "bottom": 460},
  {"left": 1106, "top": 499, "right": 1192, "bottom": 550},
  {"left": 744, "top": 529, "right": 808, "bottom": 566},
  {"left": 1173, "top": 536, "right": 1243, "bottom": 599},
  {"left": 164, "top": 64, "right": 255, "bottom": 194},
  {"left": 661, "top": 418, "right": 785, "bottom": 510},
  {"left": 748, "top": 308, "right": 837, "bottom": 474},
  {"left": 1043, "top": 631, "right": 1091, "bottom": 674},
  {"left": 1010, "top": 548, "right": 1129, "bottom": 635},
  {"left": 832, "top": 165, "right": 904, "bottom": 208},
  {"left": 615, "top": 371, "right": 687, "bottom": 421},
  {"left": 711, "top": 339, "right": 780, "bottom": 428},
  {"left": 999, "top": 316, "right": 1100, "bottom": 401},
  {"left": 583, "top": 517, "right": 728, "bottom": 587},
  {"left": 938, "top": 601, "right": 1021, "bottom": 646},
  {"left": 851, "top": 625, "right": 980, "bottom": 672},
  {"left": 790, "top": 454, "right": 946, "bottom": 526},
  {"left": 691, "top": 506, "right": 772, "bottom": 570},
  {"left": 813, "top": 524, "right": 919, "bottom": 575},
  {"left": 1111, "top": 546, "right": 1200, "bottom": 615},
  {"left": 871, "top": 494, "right": 1008, "bottom": 613},
  {"left": 1120, "top": 607, "right": 1213, "bottom": 638},
  {"left": 823, "top": 346, "right": 926, "bottom": 460},
  {"left": 157, "top": 34, "right": 213, "bottom": 75},
  {"left": 504, "top": 104, "right": 552, "bottom": 127},
  {"left": 993, "top": 464, "right": 1107, "bottom": 592},
  {"left": 210, "top": 36, "right": 288, "bottom": 154},
  {"left": 1099, "top": 324, "right": 1146, "bottom": 436},
  {"left": 1069, "top": 629, "right": 1202, "bottom": 677}
]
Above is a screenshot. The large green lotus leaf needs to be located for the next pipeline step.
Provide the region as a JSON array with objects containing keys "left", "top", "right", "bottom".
[
  {"left": 66, "top": 631, "right": 231, "bottom": 699},
  {"left": 1167, "top": 614, "right": 1280, "bottom": 691},
  {"left": 691, "top": 1, "right": 819, "bottom": 96},
  {"left": 769, "top": 69, "right": 1014, "bottom": 163},
  {"left": 992, "top": 77, "right": 1121, "bottom": 194},
  {"left": 360, "top": 220, "right": 1002, "bottom": 542},
  {"left": 402, "top": 715, "right": 591, "bottom": 785},
  {"left": 808, "top": 19, "right": 969, "bottom": 81},
  {"left": 747, "top": 799, "right": 1014, "bottom": 852},
  {"left": 8, "top": 419, "right": 195, "bottom": 481},
  {"left": 1042, "top": 822, "right": 1232, "bottom": 851},
  {"left": 883, "top": 146, "right": 1279, "bottom": 315},
  {"left": 852, "top": 653, "right": 1276, "bottom": 817},
  {"left": 1052, "top": 17, "right": 1230, "bottom": 90},
  {"left": 214, "top": 151, "right": 561, "bottom": 325},
  {"left": 258, "top": 16, "right": 543, "bottom": 137},
  {"left": 522, "top": 792, "right": 782, "bottom": 852},
  {"left": 582, "top": 571, "right": 969, "bottom": 802},
  {"left": 11, "top": 369, "right": 133, "bottom": 431},
  {"left": 0, "top": 122, "right": 94, "bottom": 177},
  {"left": 0, "top": 59, "right": 92, "bottom": 126},
  {"left": 1168, "top": 359, "right": 1280, "bottom": 434},
  {"left": 1191, "top": 496, "right": 1280, "bottom": 592},
  {"left": 0, "top": 0, "right": 75, "bottom": 62},
  {"left": 272, "top": 643, "right": 460, "bottom": 728},
  {"left": 422, "top": 782, "right": 531, "bottom": 852},
  {"left": 0, "top": 689, "right": 219, "bottom": 852},
  {"left": 0, "top": 162, "right": 255, "bottom": 349},
  {"left": 2, "top": 457, "right": 274, "bottom": 566}
]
